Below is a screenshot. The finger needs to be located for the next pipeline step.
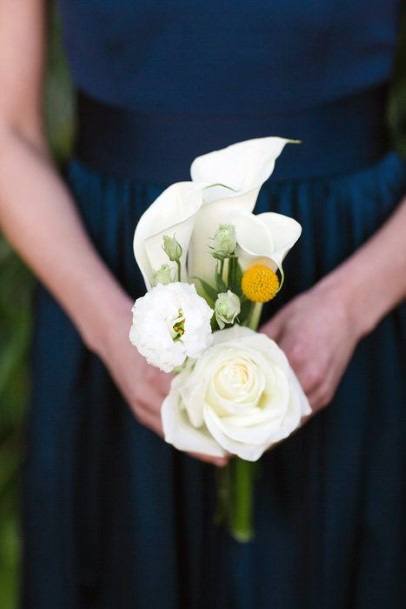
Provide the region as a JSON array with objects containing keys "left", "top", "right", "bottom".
[
  {"left": 188, "top": 451, "right": 229, "bottom": 468},
  {"left": 307, "top": 381, "right": 334, "bottom": 413},
  {"left": 297, "top": 364, "right": 324, "bottom": 395},
  {"left": 261, "top": 312, "right": 285, "bottom": 341},
  {"left": 133, "top": 404, "right": 164, "bottom": 438},
  {"left": 138, "top": 383, "right": 166, "bottom": 414}
]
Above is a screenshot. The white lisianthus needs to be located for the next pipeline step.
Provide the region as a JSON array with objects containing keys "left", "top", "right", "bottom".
[
  {"left": 129, "top": 282, "right": 213, "bottom": 373},
  {"left": 162, "top": 325, "right": 311, "bottom": 460},
  {"left": 214, "top": 290, "right": 241, "bottom": 329}
]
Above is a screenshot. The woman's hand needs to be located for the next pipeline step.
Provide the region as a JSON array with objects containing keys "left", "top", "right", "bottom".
[
  {"left": 262, "top": 198, "right": 406, "bottom": 413},
  {"left": 261, "top": 278, "right": 364, "bottom": 413},
  {"left": 97, "top": 299, "right": 228, "bottom": 467}
]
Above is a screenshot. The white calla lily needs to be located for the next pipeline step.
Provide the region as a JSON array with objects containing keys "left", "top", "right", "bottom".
[
  {"left": 233, "top": 211, "right": 302, "bottom": 275},
  {"left": 133, "top": 181, "right": 203, "bottom": 289},
  {"left": 133, "top": 137, "right": 300, "bottom": 289},
  {"left": 188, "top": 137, "right": 297, "bottom": 283}
]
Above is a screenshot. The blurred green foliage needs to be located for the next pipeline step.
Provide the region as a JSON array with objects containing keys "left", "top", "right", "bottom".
[
  {"left": 0, "top": 9, "right": 405, "bottom": 609},
  {"left": 0, "top": 8, "right": 73, "bottom": 609}
]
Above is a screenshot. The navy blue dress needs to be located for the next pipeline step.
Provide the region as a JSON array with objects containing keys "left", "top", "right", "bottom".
[{"left": 23, "top": 2, "right": 406, "bottom": 608}]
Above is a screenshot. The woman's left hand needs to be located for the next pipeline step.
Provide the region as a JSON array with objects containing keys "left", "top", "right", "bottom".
[{"left": 261, "top": 279, "right": 364, "bottom": 414}]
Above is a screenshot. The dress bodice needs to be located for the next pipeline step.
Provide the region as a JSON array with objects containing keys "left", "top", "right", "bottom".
[{"left": 57, "top": 0, "right": 401, "bottom": 114}]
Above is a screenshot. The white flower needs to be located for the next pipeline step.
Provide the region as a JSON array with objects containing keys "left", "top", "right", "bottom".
[
  {"left": 161, "top": 326, "right": 311, "bottom": 461},
  {"left": 214, "top": 291, "right": 241, "bottom": 329},
  {"left": 133, "top": 137, "right": 301, "bottom": 289},
  {"left": 129, "top": 282, "right": 213, "bottom": 372}
]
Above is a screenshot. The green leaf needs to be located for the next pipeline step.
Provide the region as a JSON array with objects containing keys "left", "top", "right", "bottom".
[
  {"left": 229, "top": 258, "right": 243, "bottom": 297},
  {"left": 193, "top": 277, "right": 218, "bottom": 307}
]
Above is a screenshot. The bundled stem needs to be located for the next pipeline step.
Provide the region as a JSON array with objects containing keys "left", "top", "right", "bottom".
[
  {"left": 213, "top": 251, "right": 262, "bottom": 543},
  {"left": 230, "top": 458, "right": 255, "bottom": 542}
]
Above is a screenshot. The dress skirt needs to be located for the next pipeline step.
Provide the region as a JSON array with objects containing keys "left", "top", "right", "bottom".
[{"left": 23, "top": 149, "right": 406, "bottom": 609}]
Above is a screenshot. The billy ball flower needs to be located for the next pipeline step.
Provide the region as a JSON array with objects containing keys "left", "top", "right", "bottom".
[
  {"left": 129, "top": 282, "right": 214, "bottom": 372},
  {"left": 241, "top": 263, "right": 280, "bottom": 303}
]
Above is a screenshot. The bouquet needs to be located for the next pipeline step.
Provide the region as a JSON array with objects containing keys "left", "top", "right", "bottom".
[{"left": 129, "top": 137, "right": 311, "bottom": 541}]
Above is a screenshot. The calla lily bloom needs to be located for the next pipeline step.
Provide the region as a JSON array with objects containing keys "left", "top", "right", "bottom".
[{"left": 133, "top": 137, "right": 302, "bottom": 289}]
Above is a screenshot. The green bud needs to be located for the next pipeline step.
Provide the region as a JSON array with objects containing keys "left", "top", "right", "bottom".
[
  {"left": 212, "top": 224, "right": 237, "bottom": 259},
  {"left": 163, "top": 235, "right": 183, "bottom": 262},
  {"left": 153, "top": 263, "right": 177, "bottom": 286},
  {"left": 214, "top": 290, "right": 241, "bottom": 329}
]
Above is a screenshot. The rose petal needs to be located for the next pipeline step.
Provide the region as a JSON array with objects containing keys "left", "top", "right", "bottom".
[{"left": 161, "top": 389, "right": 226, "bottom": 457}]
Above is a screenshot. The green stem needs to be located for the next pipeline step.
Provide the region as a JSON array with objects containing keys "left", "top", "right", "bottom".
[
  {"left": 219, "top": 258, "right": 225, "bottom": 282},
  {"left": 247, "top": 302, "right": 263, "bottom": 330},
  {"left": 176, "top": 260, "right": 181, "bottom": 282},
  {"left": 230, "top": 458, "right": 255, "bottom": 542}
]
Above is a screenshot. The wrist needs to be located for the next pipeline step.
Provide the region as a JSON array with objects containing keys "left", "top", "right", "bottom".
[{"left": 78, "top": 284, "right": 133, "bottom": 359}]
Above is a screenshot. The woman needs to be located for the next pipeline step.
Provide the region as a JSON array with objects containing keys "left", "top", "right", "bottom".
[{"left": 0, "top": 1, "right": 405, "bottom": 608}]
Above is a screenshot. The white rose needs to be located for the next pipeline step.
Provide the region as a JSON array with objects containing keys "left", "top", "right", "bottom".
[
  {"left": 129, "top": 282, "right": 213, "bottom": 373},
  {"left": 162, "top": 325, "right": 311, "bottom": 461}
]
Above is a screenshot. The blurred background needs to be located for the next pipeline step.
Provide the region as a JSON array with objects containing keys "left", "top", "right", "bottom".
[{"left": 0, "top": 7, "right": 405, "bottom": 609}]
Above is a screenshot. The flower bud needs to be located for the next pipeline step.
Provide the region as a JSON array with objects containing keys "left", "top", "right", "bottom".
[
  {"left": 212, "top": 224, "right": 237, "bottom": 259},
  {"left": 214, "top": 290, "right": 241, "bottom": 329},
  {"left": 163, "top": 235, "right": 183, "bottom": 262},
  {"left": 153, "top": 263, "right": 177, "bottom": 286}
]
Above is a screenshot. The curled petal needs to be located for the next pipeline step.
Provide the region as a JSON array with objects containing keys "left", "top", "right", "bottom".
[
  {"left": 191, "top": 137, "right": 295, "bottom": 204},
  {"left": 133, "top": 182, "right": 203, "bottom": 288},
  {"left": 162, "top": 388, "right": 226, "bottom": 457},
  {"left": 233, "top": 211, "right": 301, "bottom": 279},
  {"left": 257, "top": 212, "right": 302, "bottom": 269}
]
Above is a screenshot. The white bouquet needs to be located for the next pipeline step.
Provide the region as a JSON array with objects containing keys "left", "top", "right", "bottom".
[{"left": 130, "top": 137, "right": 311, "bottom": 541}]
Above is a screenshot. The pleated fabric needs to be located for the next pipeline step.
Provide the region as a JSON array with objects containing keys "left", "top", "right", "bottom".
[{"left": 23, "top": 151, "right": 406, "bottom": 609}]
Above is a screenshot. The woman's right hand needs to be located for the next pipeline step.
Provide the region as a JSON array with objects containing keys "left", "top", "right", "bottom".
[{"left": 97, "top": 298, "right": 228, "bottom": 467}]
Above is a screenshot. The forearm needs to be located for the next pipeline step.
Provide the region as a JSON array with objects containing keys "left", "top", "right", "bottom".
[
  {"left": 0, "top": 124, "right": 131, "bottom": 353},
  {"left": 320, "top": 198, "right": 406, "bottom": 336}
]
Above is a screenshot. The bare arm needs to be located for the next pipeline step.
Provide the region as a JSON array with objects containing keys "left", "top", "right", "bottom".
[
  {"left": 0, "top": 0, "right": 227, "bottom": 466},
  {"left": 0, "top": 0, "right": 128, "bottom": 351},
  {"left": 329, "top": 198, "right": 406, "bottom": 333}
]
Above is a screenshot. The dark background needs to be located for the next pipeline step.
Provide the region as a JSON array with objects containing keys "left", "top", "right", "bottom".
[{"left": 0, "top": 8, "right": 405, "bottom": 609}]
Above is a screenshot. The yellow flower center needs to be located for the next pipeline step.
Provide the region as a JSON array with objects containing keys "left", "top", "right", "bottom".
[{"left": 241, "top": 264, "right": 280, "bottom": 303}]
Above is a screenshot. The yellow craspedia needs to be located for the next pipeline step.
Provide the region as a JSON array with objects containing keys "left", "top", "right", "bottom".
[{"left": 241, "top": 263, "right": 280, "bottom": 303}]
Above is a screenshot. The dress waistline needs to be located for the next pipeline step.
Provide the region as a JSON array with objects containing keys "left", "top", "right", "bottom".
[{"left": 74, "top": 85, "right": 390, "bottom": 183}]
